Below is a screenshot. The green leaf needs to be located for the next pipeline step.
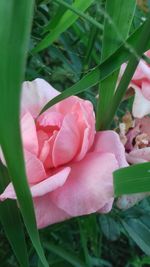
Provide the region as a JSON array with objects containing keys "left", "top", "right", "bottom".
[
  {"left": 102, "top": 0, "right": 136, "bottom": 59},
  {"left": 33, "top": 0, "right": 95, "bottom": 53},
  {"left": 121, "top": 216, "right": 150, "bottom": 255},
  {"left": 99, "top": 215, "right": 120, "bottom": 241},
  {"left": 39, "top": 21, "right": 149, "bottom": 114},
  {"left": 0, "top": 2, "right": 48, "bottom": 266},
  {"left": 0, "top": 162, "right": 29, "bottom": 267},
  {"left": 114, "top": 162, "right": 150, "bottom": 196},
  {"left": 96, "top": 0, "right": 136, "bottom": 130}
]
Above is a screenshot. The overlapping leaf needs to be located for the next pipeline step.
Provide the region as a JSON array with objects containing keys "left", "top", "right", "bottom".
[{"left": 0, "top": 1, "right": 48, "bottom": 266}]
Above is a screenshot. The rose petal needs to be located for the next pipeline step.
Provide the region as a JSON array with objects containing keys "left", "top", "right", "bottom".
[
  {"left": 132, "top": 85, "right": 150, "bottom": 118},
  {"left": 132, "top": 60, "right": 150, "bottom": 85},
  {"left": 126, "top": 153, "right": 147, "bottom": 164},
  {"left": 0, "top": 147, "right": 6, "bottom": 165},
  {"left": 55, "top": 96, "right": 95, "bottom": 161},
  {"left": 32, "top": 168, "right": 71, "bottom": 228},
  {"left": 97, "top": 200, "right": 114, "bottom": 213},
  {"left": 37, "top": 130, "right": 49, "bottom": 156},
  {"left": 74, "top": 101, "right": 95, "bottom": 161},
  {"left": 52, "top": 114, "right": 80, "bottom": 167},
  {"left": 37, "top": 130, "right": 57, "bottom": 168},
  {"left": 55, "top": 96, "right": 79, "bottom": 115},
  {"left": 21, "top": 112, "right": 38, "bottom": 155},
  {"left": 138, "top": 116, "right": 150, "bottom": 136},
  {"left": 120, "top": 51, "right": 150, "bottom": 118},
  {"left": 0, "top": 183, "right": 16, "bottom": 200},
  {"left": 31, "top": 167, "right": 71, "bottom": 197},
  {"left": 91, "top": 131, "right": 128, "bottom": 167},
  {"left": 34, "top": 195, "right": 70, "bottom": 229},
  {"left": 21, "top": 78, "right": 59, "bottom": 118},
  {"left": 0, "top": 167, "right": 71, "bottom": 200},
  {"left": 75, "top": 127, "right": 90, "bottom": 161},
  {"left": 125, "top": 122, "right": 140, "bottom": 152},
  {"left": 128, "top": 147, "right": 150, "bottom": 162},
  {"left": 43, "top": 132, "right": 57, "bottom": 169},
  {"left": 24, "top": 150, "right": 46, "bottom": 184},
  {"left": 0, "top": 151, "right": 45, "bottom": 190},
  {"left": 51, "top": 152, "right": 118, "bottom": 216},
  {"left": 141, "top": 81, "right": 150, "bottom": 101},
  {"left": 37, "top": 111, "right": 63, "bottom": 130}
]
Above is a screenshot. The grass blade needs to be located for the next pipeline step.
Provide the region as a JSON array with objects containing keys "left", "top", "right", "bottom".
[{"left": 0, "top": 2, "right": 48, "bottom": 266}]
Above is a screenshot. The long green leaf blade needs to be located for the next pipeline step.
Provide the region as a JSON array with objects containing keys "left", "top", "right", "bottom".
[
  {"left": 0, "top": 2, "right": 48, "bottom": 266},
  {"left": 96, "top": 0, "right": 136, "bottom": 130}
]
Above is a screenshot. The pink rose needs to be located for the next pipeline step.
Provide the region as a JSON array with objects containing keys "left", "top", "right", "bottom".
[
  {"left": 0, "top": 79, "right": 127, "bottom": 228},
  {"left": 120, "top": 50, "right": 150, "bottom": 118},
  {"left": 125, "top": 116, "right": 150, "bottom": 164},
  {"left": 117, "top": 115, "right": 150, "bottom": 209}
]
